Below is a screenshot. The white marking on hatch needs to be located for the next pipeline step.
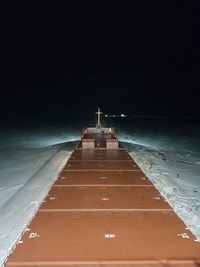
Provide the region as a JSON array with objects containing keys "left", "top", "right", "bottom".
[
  {"left": 177, "top": 233, "right": 189, "bottom": 239},
  {"left": 29, "top": 232, "right": 40, "bottom": 239},
  {"left": 101, "top": 197, "right": 109, "bottom": 201},
  {"left": 105, "top": 233, "right": 115, "bottom": 239}
]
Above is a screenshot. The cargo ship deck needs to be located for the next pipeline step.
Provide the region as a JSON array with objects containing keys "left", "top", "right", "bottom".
[{"left": 6, "top": 109, "right": 200, "bottom": 266}]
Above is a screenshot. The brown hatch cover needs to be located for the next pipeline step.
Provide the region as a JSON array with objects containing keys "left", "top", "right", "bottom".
[{"left": 6, "top": 145, "right": 200, "bottom": 266}]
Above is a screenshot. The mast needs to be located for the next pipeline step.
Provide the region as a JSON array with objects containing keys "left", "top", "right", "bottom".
[{"left": 96, "top": 108, "right": 103, "bottom": 128}]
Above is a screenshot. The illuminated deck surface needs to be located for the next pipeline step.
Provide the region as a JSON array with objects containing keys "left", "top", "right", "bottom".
[{"left": 7, "top": 146, "right": 200, "bottom": 266}]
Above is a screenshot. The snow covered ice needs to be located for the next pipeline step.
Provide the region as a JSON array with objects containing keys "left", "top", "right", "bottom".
[
  {"left": 0, "top": 125, "right": 79, "bottom": 266},
  {"left": 120, "top": 118, "right": 200, "bottom": 243},
  {"left": 0, "top": 118, "right": 200, "bottom": 266}
]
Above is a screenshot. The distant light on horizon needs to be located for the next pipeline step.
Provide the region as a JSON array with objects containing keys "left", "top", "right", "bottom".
[
  {"left": 120, "top": 114, "right": 127, "bottom": 117},
  {"left": 104, "top": 114, "right": 127, "bottom": 118}
]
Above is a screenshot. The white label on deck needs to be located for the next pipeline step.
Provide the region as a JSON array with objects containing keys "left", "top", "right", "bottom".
[
  {"left": 101, "top": 197, "right": 109, "bottom": 201},
  {"left": 105, "top": 234, "right": 115, "bottom": 238},
  {"left": 50, "top": 196, "right": 58, "bottom": 200},
  {"left": 153, "top": 197, "right": 161, "bottom": 200},
  {"left": 100, "top": 176, "right": 107, "bottom": 179},
  {"left": 29, "top": 232, "right": 40, "bottom": 239},
  {"left": 177, "top": 233, "right": 189, "bottom": 239}
]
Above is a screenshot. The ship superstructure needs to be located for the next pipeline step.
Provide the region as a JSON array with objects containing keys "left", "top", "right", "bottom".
[{"left": 81, "top": 108, "right": 118, "bottom": 149}]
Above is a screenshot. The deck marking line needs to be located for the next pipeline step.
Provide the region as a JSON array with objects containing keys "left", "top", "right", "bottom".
[
  {"left": 63, "top": 169, "right": 142, "bottom": 172},
  {"left": 68, "top": 160, "right": 133, "bottom": 162},
  {"left": 7, "top": 259, "right": 200, "bottom": 265},
  {"left": 53, "top": 184, "right": 153, "bottom": 187},
  {"left": 38, "top": 208, "right": 173, "bottom": 212}
]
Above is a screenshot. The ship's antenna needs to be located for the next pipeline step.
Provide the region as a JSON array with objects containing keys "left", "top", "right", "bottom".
[{"left": 96, "top": 108, "right": 103, "bottom": 127}]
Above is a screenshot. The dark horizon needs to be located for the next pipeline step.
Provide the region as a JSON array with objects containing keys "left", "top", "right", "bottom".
[{"left": 1, "top": 1, "right": 200, "bottom": 122}]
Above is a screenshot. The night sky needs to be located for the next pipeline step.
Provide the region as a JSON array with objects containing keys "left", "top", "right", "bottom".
[{"left": 0, "top": 1, "right": 200, "bottom": 121}]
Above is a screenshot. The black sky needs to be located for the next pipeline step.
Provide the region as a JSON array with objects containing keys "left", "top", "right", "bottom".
[{"left": 0, "top": 1, "right": 200, "bottom": 121}]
